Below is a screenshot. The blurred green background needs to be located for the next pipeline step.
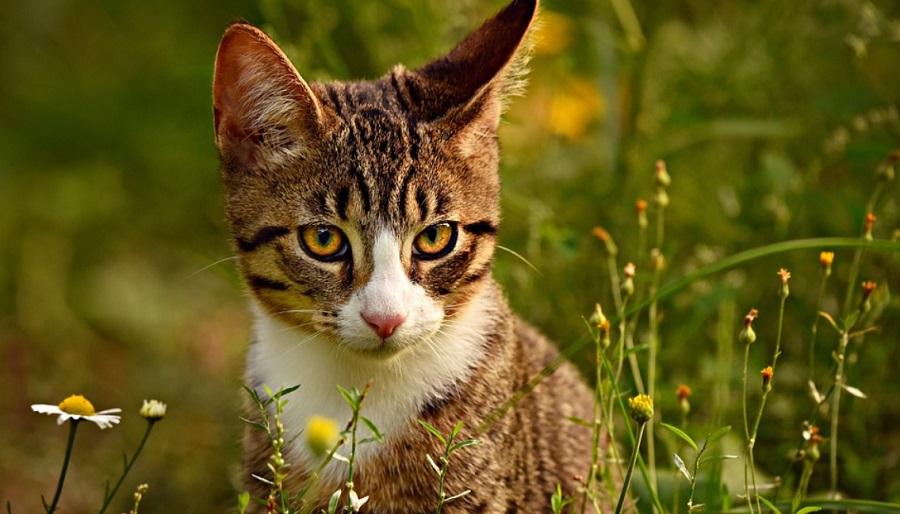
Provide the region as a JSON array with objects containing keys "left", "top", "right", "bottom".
[{"left": 1, "top": 0, "right": 898, "bottom": 512}]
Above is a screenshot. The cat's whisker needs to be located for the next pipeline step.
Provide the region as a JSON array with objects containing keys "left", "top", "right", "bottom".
[
  {"left": 276, "top": 309, "right": 333, "bottom": 316},
  {"left": 275, "top": 321, "right": 319, "bottom": 334},
  {"left": 279, "top": 328, "right": 329, "bottom": 358},
  {"left": 180, "top": 255, "right": 238, "bottom": 281},
  {"left": 496, "top": 244, "right": 542, "bottom": 276}
]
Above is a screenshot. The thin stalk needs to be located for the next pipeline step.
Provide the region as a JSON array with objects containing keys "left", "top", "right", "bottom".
[
  {"left": 436, "top": 459, "right": 447, "bottom": 514},
  {"left": 830, "top": 331, "right": 850, "bottom": 498},
  {"left": 741, "top": 343, "right": 753, "bottom": 514},
  {"left": 645, "top": 200, "right": 666, "bottom": 501},
  {"left": 600, "top": 353, "right": 666, "bottom": 514},
  {"left": 97, "top": 421, "right": 158, "bottom": 514},
  {"left": 615, "top": 422, "right": 647, "bottom": 514},
  {"left": 646, "top": 260, "right": 663, "bottom": 499},
  {"left": 346, "top": 407, "right": 362, "bottom": 512},
  {"left": 841, "top": 249, "right": 865, "bottom": 318},
  {"left": 581, "top": 331, "right": 605, "bottom": 514},
  {"left": 742, "top": 343, "right": 753, "bottom": 514},
  {"left": 793, "top": 460, "right": 815, "bottom": 513},
  {"left": 45, "top": 420, "right": 79, "bottom": 514},
  {"left": 615, "top": 296, "right": 630, "bottom": 384},
  {"left": 841, "top": 181, "right": 881, "bottom": 318},
  {"left": 748, "top": 293, "right": 787, "bottom": 514},
  {"left": 809, "top": 277, "right": 828, "bottom": 382},
  {"left": 606, "top": 252, "right": 624, "bottom": 314}
]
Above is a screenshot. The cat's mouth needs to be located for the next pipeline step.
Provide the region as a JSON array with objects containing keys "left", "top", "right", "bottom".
[{"left": 340, "top": 337, "right": 414, "bottom": 360}]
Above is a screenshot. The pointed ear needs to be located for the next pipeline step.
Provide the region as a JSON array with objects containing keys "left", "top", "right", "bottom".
[
  {"left": 213, "top": 24, "right": 325, "bottom": 170},
  {"left": 410, "top": 0, "right": 538, "bottom": 123}
]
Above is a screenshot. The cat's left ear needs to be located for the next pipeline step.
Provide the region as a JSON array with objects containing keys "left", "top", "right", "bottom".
[{"left": 411, "top": 0, "right": 538, "bottom": 129}]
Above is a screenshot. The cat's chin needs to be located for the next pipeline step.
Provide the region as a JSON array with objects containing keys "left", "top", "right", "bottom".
[
  {"left": 340, "top": 341, "right": 409, "bottom": 360},
  {"left": 337, "top": 332, "right": 434, "bottom": 360}
]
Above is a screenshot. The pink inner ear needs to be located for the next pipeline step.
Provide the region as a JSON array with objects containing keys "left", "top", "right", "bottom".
[{"left": 212, "top": 24, "right": 324, "bottom": 168}]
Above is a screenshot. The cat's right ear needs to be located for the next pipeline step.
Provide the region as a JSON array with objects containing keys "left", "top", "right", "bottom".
[{"left": 213, "top": 24, "right": 324, "bottom": 170}]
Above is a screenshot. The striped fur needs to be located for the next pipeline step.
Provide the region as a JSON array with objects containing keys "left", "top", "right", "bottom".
[{"left": 213, "top": 1, "right": 603, "bottom": 512}]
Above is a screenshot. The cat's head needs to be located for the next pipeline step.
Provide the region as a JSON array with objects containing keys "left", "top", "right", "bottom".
[{"left": 213, "top": 0, "right": 537, "bottom": 357}]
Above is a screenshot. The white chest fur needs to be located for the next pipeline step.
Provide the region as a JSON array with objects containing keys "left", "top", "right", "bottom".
[{"left": 246, "top": 288, "right": 494, "bottom": 481}]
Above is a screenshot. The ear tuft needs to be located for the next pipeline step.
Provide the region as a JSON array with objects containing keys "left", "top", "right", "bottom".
[{"left": 213, "top": 24, "right": 324, "bottom": 170}]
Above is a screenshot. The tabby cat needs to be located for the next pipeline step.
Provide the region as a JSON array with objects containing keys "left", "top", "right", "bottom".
[{"left": 212, "top": 0, "right": 598, "bottom": 512}]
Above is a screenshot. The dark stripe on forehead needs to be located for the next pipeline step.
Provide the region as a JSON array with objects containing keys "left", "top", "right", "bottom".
[
  {"left": 237, "top": 226, "right": 291, "bottom": 252},
  {"left": 415, "top": 188, "right": 429, "bottom": 222},
  {"left": 397, "top": 165, "right": 415, "bottom": 219},
  {"left": 315, "top": 190, "right": 329, "bottom": 216},
  {"left": 336, "top": 187, "right": 350, "bottom": 221},
  {"left": 391, "top": 72, "right": 411, "bottom": 114},
  {"left": 463, "top": 221, "right": 498, "bottom": 236},
  {"left": 350, "top": 165, "right": 372, "bottom": 212},
  {"left": 341, "top": 87, "right": 356, "bottom": 114},
  {"left": 325, "top": 86, "right": 343, "bottom": 117},
  {"left": 435, "top": 188, "right": 451, "bottom": 217}
]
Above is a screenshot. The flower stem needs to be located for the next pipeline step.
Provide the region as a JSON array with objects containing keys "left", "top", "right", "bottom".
[
  {"left": 809, "top": 277, "right": 828, "bottom": 382},
  {"left": 830, "top": 331, "right": 850, "bottom": 498},
  {"left": 741, "top": 343, "right": 753, "bottom": 514},
  {"left": 97, "top": 420, "right": 157, "bottom": 514},
  {"left": 45, "top": 420, "right": 79, "bottom": 513},
  {"left": 614, "top": 422, "right": 646, "bottom": 514},
  {"left": 581, "top": 328, "right": 606, "bottom": 514}
]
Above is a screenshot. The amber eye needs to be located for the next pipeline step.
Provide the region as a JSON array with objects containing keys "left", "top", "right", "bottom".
[
  {"left": 413, "top": 222, "right": 457, "bottom": 260},
  {"left": 299, "top": 225, "right": 348, "bottom": 261}
]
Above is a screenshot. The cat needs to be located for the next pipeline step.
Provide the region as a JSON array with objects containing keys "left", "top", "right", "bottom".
[{"left": 212, "top": 0, "right": 600, "bottom": 512}]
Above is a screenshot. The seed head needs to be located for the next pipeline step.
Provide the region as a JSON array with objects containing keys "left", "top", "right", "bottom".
[
  {"left": 636, "top": 199, "right": 649, "bottom": 229},
  {"left": 740, "top": 308, "right": 758, "bottom": 345},
  {"left": 761, "top": 366, "right": 774, "bottom": 392},
  {"left": 676, "top": 384, "right": 692, "bottom": 415},
  {"left": 676, "top": 384, "right": 692, "bottom": 402},
  {"left": 859, "top": 281, "right": 877, "bottom": 313},
  {"left": 863, "top": 213, "right": 876, "bottom": 240},
  {"left": 777, "top": 268, "right": 791, "bottom": 299},
  {"left": 819, "top": 251, "right": 834, "bottom": 277},
  {"left": 589, "top": 303, "right": 608, "bottom": 328},
  {"left": 140, "top": 399, "right": 167, "bottom": 421},
  {"left": 621, "top": 263, "right": 636, "bottom": 297},
  {"left": 628, "top": 394, "right": 654, "bottom": 424},
  {"left": 654, "top": 160, "right": 671, "bottom": 188},
  {"left": 592, "top": 227, "right": 618, "bottom": 256}
]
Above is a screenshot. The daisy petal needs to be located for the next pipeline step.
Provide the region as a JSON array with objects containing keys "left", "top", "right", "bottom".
[{"left": 32, "top": 404, "right": 63, "bottom": 415}]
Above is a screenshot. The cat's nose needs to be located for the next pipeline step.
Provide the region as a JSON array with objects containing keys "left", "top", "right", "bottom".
[{"left": 362, "top": 312, "right": 406, "bottom": 339}]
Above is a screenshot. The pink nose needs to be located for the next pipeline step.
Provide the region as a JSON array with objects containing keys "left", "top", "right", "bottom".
[{"left": 362, "top": 312, "right": 406, "bottom": 339}]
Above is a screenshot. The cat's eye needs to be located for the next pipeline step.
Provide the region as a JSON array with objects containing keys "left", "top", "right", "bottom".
[
  {"left": 413, "top": 222, "right": 457, "bottom": 260},
  {"left": 299, "top": 225, "right": 349, "bottom": 261}
]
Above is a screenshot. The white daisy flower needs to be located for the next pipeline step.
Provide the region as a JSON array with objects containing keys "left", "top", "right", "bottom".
[{"left": 32, "top": 394, "right": 122, "bottom": 429}]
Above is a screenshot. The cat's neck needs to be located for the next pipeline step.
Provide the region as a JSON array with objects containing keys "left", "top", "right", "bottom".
[{"left": 245, "top": 280, "right": 503, "bottom": 477}]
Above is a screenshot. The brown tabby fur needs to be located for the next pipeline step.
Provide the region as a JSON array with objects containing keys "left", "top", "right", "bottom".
[{"left": 213, "top": 1, "right": 603, "bottom": 512}]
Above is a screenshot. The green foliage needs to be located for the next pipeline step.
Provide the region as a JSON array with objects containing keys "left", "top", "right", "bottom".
[{"left": 418, "top": 420, "right": 482, "bottom": 514}]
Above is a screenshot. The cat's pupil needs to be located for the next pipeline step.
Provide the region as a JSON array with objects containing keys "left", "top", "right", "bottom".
[
  {"left": 423, "top": 227, "right": 439, "bottom": 243},
  {"left": 316, "top": 228, "right": 333, "bottom": 246}
]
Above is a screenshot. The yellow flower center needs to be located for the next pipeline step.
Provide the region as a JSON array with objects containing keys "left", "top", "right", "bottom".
[{"left": 58, "top": 394, "right": 96, "bottom": 416}]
